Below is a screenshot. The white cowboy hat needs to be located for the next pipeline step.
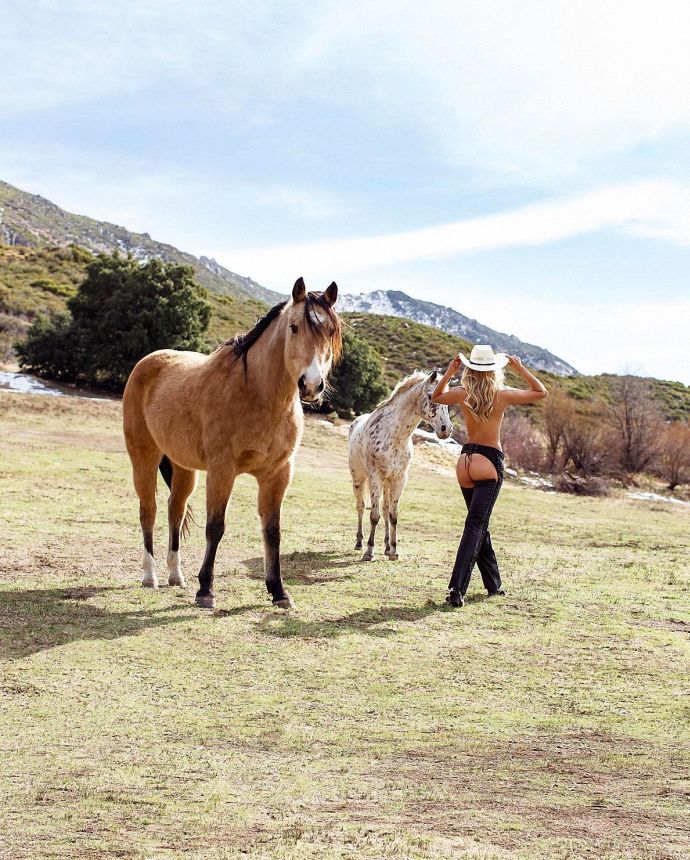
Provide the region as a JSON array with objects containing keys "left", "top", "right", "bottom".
[{"left": 458, "top": 344, "right": 509, "bottom": 372}]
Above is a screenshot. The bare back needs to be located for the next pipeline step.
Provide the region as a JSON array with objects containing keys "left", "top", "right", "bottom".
[
  {"left": 460, "top": 393, "right": 507, "bottom": 450},
  {"left": 432, "top": 357, "right": 549, "bottom": 487}
]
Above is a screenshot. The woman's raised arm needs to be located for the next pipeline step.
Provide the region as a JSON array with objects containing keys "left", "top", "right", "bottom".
[
  {"left": 500, "top": 355, "right": 548, "bottom": 405},
  {"left": 432, "top": 356, "right": 467, "bottom": 406}
]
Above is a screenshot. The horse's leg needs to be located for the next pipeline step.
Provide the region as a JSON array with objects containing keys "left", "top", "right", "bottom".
[
  {"left": 196, "top": 464, "right": 235, "bottom": 609},
  {"left": 131, "top": 452, "right": 160, "bottom": 588},
  {"left": 352, "top": 472, "right": 366, "bottom": 550},
  {"left": 167, "top": 465, "right": 197, "bottom": 587},
  {"left": 386, "top": 473, "right": 408, "bottom": 561},
  {"left": 258, "top": 464, "right": 294, "bottom": 609},
  {"left": 362, "top": 474, "right": 382, "bottom": 562},
  {"left": 382, "top": 483, "right": 391, "bottom": 557}
]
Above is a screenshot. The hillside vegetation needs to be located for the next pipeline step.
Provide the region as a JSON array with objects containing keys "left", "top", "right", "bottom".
[
  {"left": 345, "top": 312, "right": 690, "bottom": 421},
  {"left": 2, "top": 241, "right": 688, "bottom": 421},
  {"left": 0, "top": 243, "right": 267, "bottom": 360}
]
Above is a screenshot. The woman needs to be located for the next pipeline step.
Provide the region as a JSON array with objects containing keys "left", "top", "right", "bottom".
[{"left": 432, "top": 344, "right": 548, "bottom": 607}]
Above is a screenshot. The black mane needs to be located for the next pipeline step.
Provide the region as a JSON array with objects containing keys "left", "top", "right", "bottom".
[{"left": 226, "top": 300, "right": 288, "bottom": 377}]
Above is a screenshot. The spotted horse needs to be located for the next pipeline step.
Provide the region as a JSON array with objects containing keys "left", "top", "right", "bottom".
[{"left": 348, "top": 370, "right": 452, "bottom": 561}]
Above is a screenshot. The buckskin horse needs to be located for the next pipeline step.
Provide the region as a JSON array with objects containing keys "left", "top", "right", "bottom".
[{"left": 123, "top": 278, "right": 342, "bottom": 609}]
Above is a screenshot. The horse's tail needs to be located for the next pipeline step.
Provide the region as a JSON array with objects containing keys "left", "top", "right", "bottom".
[{"left": 158, "top": 455, "right": 196, "bottom": 541}]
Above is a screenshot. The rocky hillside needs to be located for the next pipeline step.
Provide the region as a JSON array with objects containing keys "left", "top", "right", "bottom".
[
  {"left": 341, "top": 289, "right": 578, "bottom": 377},
  {"left": 0, "top": 180, "right": 283, "bottom": 305}
]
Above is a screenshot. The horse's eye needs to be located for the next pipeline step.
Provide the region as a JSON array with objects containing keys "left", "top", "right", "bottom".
[{"left": 290, "top": 324, "right": 298, "bottom": 334}]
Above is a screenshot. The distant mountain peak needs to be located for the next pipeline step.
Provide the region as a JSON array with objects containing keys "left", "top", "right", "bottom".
[{"left": 340, "top": 289, "right": 578, "bottom": 377}]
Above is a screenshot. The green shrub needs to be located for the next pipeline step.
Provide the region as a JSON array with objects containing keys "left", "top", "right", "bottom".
[
  {"left": 326, "top": 329, "right": 388, "bottom": 416},
  {"left": 18, "top": 253, "right": 211, "bottom": 389}
]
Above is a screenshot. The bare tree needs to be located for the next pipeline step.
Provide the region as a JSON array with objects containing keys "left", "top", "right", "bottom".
[
  {"left": 658, "top": 421, "right": 690, "bottom": 490},
  {"left": 542, "top": 386, "right": 574, "bottom": 471},
  {"left": 562, "top": 405, "right": 608, "bottom": 476},
  {"left": 502, "top": 412, "right": 545, "bottom": 472},
  {"left": 606, "top": 376, "right": 662, "bottom": 479}
]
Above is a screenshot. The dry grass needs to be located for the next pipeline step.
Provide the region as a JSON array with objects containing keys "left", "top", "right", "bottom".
[{"left": 0, "top": 391, "right": 688, "bottom": 859}]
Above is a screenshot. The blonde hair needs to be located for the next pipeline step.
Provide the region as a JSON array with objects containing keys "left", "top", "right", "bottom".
[{"left": 461, "top": 367, "right": 504, "bottom": 422}]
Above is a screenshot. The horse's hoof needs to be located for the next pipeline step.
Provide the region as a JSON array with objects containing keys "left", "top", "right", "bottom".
[
  {"left": 141, "top": 576, "right": 159, "bottom": 588},
  {"left": 168, "top": 574, "right": 186, "bottom": 587},
  {"left": 354, "top": 541, "right": 362, "bottom": 550},
  {"left": 195, "top": 593, "right": 215, "bottom": 609},
  {"left": 273, "top": 593, "right": 295, "bottom": 609},
  {"left": 387, "top": 553, "right": 399, "bottom": 561},
  {"left": 361, "top": 553, "right": 373, "bottom": 562}
]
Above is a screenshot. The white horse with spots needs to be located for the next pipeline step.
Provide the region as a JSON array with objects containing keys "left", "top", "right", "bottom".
[{"left": 348, "top": 370, "right": 452, "bottom": 561}]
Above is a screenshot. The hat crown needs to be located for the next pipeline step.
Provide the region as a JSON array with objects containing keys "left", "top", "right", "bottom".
[{"left": 469, "top": 344, "right": 496, "bottom": 365}]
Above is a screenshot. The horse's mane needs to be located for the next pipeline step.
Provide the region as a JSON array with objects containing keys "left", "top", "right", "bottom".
[
  {"left": 226, "top": 293, "right": 343, "bottom": 378},
  {"left": 372, "top": 370, "right": 429, "bottom": 412}
]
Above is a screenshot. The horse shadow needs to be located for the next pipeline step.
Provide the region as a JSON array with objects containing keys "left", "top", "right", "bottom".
[
  {"left": 0, "top": 585, "right": 198, "bottom": 660},
  {"left": 256, "top": 599, "right": 457, "bottom": 639},
  {"left": 240, "top": 550, "right": 362, "bottom": 585}
]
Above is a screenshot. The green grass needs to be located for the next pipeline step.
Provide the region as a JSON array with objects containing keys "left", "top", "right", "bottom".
[{"left": 0, "top": 392, "right": 688, "bottom": 859}]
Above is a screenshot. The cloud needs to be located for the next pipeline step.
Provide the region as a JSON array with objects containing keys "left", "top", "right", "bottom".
[
  {"left": 469, "top": 297, "right": 690, "bottom": 384},
  {"left": 254, "top": 186, "right": 352, "bottom": 220},
  {"left": 299, "top": 0, "right": 690, "bottom": 178},
  {"left": 213, "top": 180, "right": 690, "bottom": 286},
  {"left": 6, "top": 1, "right": 690, "bottom": 182}
]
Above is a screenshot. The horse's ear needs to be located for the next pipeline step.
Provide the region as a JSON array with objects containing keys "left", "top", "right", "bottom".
[
  {"left": 428, "top": 369, "right": 439, "bottom": 382},
  {"left": 323, "top": 281, "right": 338, "bottom": 307},
  {"left": 292, "top": 277, "right": 306, "bottom": 303}
]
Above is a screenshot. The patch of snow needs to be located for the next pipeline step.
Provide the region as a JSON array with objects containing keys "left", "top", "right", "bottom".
[
  {"left": 0, "top": 371, "right": 109, "bottom": 400},
  {"left": 628, "top": 491, "right": 690, "bottom": 507},
  {"left": 0, "top": 371, "right": 62, "bottom": 396},
  {"left": 413, "top": 428, "right": 460, "bottom": 451},
  {"left": 518, "top": 475, "right": 554, "bottom": 488}
]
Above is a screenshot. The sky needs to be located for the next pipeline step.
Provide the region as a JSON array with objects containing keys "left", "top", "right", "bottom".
[{"left": 1, "top": 0, "right": 689, "bottom": 382}]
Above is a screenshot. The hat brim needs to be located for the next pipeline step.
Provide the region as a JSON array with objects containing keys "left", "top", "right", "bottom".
[{"left": 459, "top": 352, "right": 509, "bottom": 372}]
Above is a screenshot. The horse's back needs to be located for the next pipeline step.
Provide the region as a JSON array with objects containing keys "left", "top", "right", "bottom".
[{"left": 125, "top": 350, "right": 205, "bottom": 402}]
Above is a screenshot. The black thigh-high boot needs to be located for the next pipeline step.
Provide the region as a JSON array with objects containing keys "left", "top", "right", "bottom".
[
  {"left": 449, "top": 479, "right": 501, "bottom": 597},
  {"left": 460, "top": 487, "right": 503, "bottom": 595}
]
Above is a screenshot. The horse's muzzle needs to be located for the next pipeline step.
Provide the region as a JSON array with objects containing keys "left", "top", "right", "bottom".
[
  {"left": 437, "top": 424, "right": 452, "bottom": 440},
  {"left": 299, "top": 375, "right": 325, "bottom": 402}
]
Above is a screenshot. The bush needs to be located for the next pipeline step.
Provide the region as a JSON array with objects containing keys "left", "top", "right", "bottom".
[
  {"left": 657, "top": 420, "right": 690, "bottom": 490},
  {"left": 17, "top": 254, "right": 211, "bottom": 389},
  {"left": 606, "top": 376, "right": 663, "bottom": 478},
  {"left": 555, "top": 474, "right": 610, "bottom": 496},
  {"left": 562, "top": 403, "right": 609, "bottom": 476},
  {"left": 502, "top": 412, "right": 545, "bottom": 472},
  {"left": 325, "top": 329, "right": 388, "bottom": 416}
]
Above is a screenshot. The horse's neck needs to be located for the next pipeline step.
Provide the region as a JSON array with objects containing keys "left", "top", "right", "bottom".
[
  {"left": 386, "top": 385, "right": 423, "bottom": 441},
  {"left": 251, "top": 315, "right": 296, "bottom": 406},
  {"left": 215, "top": 315, "right": 296, "bottom": 409}
]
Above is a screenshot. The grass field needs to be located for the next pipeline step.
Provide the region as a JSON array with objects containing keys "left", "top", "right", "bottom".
[{"left": 0, "top": 391, "right": 688, "bottom": 859}]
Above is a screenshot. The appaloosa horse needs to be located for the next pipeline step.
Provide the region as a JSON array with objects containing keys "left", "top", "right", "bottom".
[
  {"left": 348, "top": 370, "right": 452, "bottom": 561},
  {"left": 123, "top": 278, "right": 342, "bottom": 609}
]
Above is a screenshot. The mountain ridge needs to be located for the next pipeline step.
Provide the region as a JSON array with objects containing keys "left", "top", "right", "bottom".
[
  {"left": 341, "top": 289, "right": 578, "bottom": 376},
  {"left": 0, "top": 179, "right": 283, "bottom": 306}
]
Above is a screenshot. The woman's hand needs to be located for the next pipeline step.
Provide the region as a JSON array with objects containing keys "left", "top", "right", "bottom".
[
  {"left": 508, "top": 354, "right": 524, "bottom": 371},
  {"left": 448, "top": 355, "right": 462, "bottom": 375}
]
